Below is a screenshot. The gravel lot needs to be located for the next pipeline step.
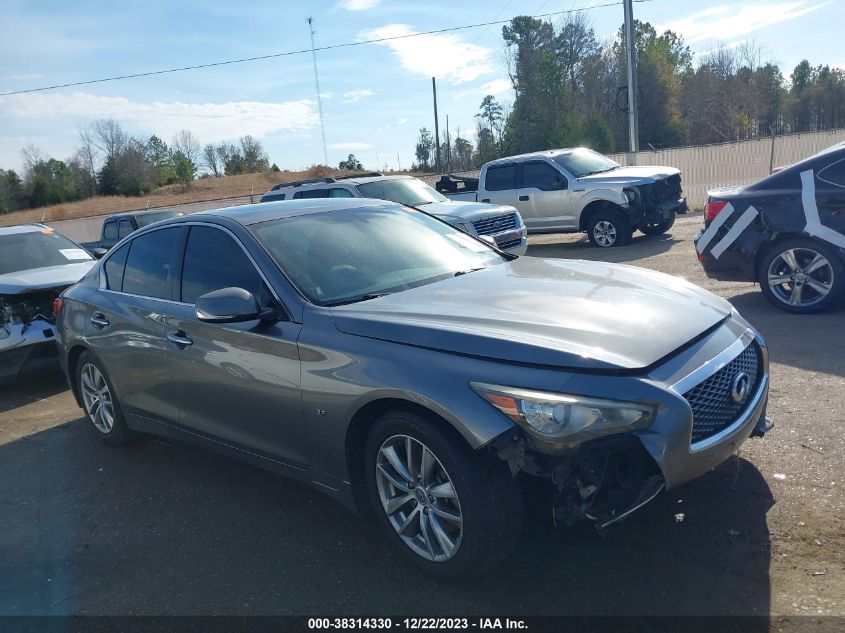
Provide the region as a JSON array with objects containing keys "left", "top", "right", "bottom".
[{"left": 1, "top": 212, "right": 843, "bottom": 618}]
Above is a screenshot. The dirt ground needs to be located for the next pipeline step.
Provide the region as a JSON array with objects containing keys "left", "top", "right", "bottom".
[{"left": 0, "top": 212, "right": 842, "bottom": 618}]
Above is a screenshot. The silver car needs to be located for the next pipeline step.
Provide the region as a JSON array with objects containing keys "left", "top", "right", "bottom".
[
  {"left": 56, "top": 199, "right": 773, "bottom": 579},
  {"left": 1, "top": 224, "right": 95, "bottom": 381}
]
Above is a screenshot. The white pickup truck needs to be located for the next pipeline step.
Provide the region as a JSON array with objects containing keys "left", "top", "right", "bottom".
[{"left": 436, "top": 148, "right": 687, "bottom": 248}]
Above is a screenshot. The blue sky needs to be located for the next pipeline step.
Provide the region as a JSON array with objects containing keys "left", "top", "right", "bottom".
[{"left": 0, "top": 0, "right": 842, "bottom": 174}]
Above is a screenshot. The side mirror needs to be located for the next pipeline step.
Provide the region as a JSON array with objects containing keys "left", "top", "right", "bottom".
[
  {"left": 555, "top": 176, "right": 568, "bottom": 191},
  {"left": 91, "top": 247, "right": 109, "bottom": 259},
  {"left": 196, "top": 287, "right": 271, "bottom": 324}
]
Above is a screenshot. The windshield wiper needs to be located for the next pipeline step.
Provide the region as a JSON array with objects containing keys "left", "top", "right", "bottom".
[
  {"left": 583, "top": 166, "right": 619, "bottom": 176},
  {"left": 323, "top": 293, "right": 390, "bottom": 307},
  {"left": 453, "top": 267, "right": 485, "bottom": 277}
]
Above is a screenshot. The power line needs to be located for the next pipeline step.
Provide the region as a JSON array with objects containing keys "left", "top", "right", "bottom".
[{"left": 0, "top": 0, "right": 653, "bottom": 97}]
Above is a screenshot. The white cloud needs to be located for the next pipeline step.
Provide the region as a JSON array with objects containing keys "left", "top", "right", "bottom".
[
  {"left": 358, "top": 24, "right": 493, "bottom": 85},
  {"left": 342, "top": 89, "right": 377, "bottom": 103},
  {"left": 660, "top": 2, "right": 830, "bottom": 44},
  {"left": 454, "top": 78, "right": 512, "bottom": 101},
  {"left": 336, "top": 0, "right": 381, "bottom": 10},
  {"left": 0, "top": 92, "right": 318, "bottom": 142},
  {"left": 396, "top": 117, "right": 408, "bottom": 125},
  {"left": 327, "top": 142, "right": 373, "bottom": 150}
]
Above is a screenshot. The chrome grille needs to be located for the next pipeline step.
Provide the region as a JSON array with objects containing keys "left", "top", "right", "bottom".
[
  {"left": 472, "top": 213, "right": 517, "bottom": 236},
  {"left": 683, "top": 343, "right": 761, "bottom": 444},
  {"left": 497, "top": 238, "right": 522, "bottom": 250}
]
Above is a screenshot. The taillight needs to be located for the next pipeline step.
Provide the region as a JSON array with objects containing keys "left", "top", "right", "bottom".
[
  {"left": 704, "top": 200, "right": 728, "bottom": 222},
  {"left": 52, "top": 298, "right": 63, "bottom": 317}
]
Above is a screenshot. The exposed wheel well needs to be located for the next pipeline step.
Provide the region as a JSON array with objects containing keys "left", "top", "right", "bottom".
[
  {"left": 66, "top": 344, "right": 89, "bottom": 407},
  {"left": 579, "top": 200, "right": 626, "bottom": 231},
  {"left": 345, "top": 398, "right": 467, "bottom": 516}
]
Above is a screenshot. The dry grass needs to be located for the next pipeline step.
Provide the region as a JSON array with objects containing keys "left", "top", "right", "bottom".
[{"left": 0, "top": 166, "right": 420, "bottom": 227}]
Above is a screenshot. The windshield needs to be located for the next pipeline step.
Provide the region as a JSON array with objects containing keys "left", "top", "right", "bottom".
[
  {"left": 251, "top": 205, "right": 504, "bottom": 306},
  {"left": 135, "top": 210, "right": 182, "bottom": 227},
  {"left": 0, "top": 229, "right": 92, "bottom": 276},
  {"left": 357, "top": 178, "right": 447, "bottom": 207},
  {"left": 552, "top": 148, "right": 620, "bottom": 178}
]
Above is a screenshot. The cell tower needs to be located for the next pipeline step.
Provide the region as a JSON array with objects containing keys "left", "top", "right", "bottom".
[{"left": 307, "top": 16, "right": 329, "bottom": 166}]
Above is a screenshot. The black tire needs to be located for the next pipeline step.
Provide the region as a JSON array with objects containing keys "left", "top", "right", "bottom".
[
  {"left": 587, "top": 208, "right": 631, "bottom": 248},
  {"left": 75, "top": 351, "right": 133, "bottom": 445},
  {"left": 364, "top": 409, "right": 523, "bottom": 580},
  {"left": 758, "top": 237, "right": 845, "bottom": 314},
  {"left": 639, "top": 210, "right": 676, "bottom": 236}
]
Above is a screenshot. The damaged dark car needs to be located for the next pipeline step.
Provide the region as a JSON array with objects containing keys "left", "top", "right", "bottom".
[
  {"left": 56, "top": 199, "right": 773, "bottom": 579},
  {"left": 695, "top": 142, "right": 845, "bottom": 313},
  {"left": 0, "top": 224, "right": 96, "bottom": 382}
]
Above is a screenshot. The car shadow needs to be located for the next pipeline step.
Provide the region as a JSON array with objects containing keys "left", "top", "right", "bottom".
[
  {"left": 729, "top": 290, "right": 845, "bottom": 379},
  {"left": 0, "top": 418, "right": 773, "bottom": 620},
  {"left": 0, "top": 368, "right": 68, "bottom": 414},
  {"left": 527, "top": 233, "right": 680, "bottom": 263}
]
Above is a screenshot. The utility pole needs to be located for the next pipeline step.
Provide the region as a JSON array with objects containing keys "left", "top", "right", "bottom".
[
  {"left": 445, "top": 115, "right": 451, "bottom": 173},
  {"left": 432, "top": 77, "right": 441, "bottom": 172},
  {"left": 308, "top": 17, "right": 329, "bottom": 166},
  {"left": 623, "top": 0, "right": 639, "bottom": 153}
]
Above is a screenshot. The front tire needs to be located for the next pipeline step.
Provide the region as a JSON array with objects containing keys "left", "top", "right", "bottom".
[
  {"left": 639, "top": 210, "right": 676, "bottom": 236},
  {"left": 76, "top": 351, "right": 133, "bottom": 445},
  {"left": 587, "top": 209, "right": 631, "bottom": 248},
  {"left": 365, "top": 410, "right": 523, "bottom": 580},
  {"left": 758, "top": 237, "right": 845, "bottom": 313}
]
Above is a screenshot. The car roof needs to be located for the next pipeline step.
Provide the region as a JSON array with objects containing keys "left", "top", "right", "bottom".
[
  {"left": 104, "top": 208, "right": 179, "bottom": 221},
  {"left": 266, "top": 174, "right": 414, "bottom": 193},
  {"left": 484, "top": 148, "right": 582, "bottom": 166},
  {"left": 0, "top": 223, "right": 50, "bottom": 236},
  {"left": 195, "top": 198, "right": 399, "bottom": 226}
]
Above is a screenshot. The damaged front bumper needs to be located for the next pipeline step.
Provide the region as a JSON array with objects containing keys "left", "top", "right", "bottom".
[
  {"left": 0, "top": 320, "right": 60, "bottom": 381},
  {"left": 487, "top": 326, "right": 773, "bottom": 530}
]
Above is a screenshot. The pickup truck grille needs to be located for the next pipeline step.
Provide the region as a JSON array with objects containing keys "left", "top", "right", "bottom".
[
  {"left": 638, "top": 175, "right": 683, "bottom": 206},
  {"left": 683, "top": 342, "right": 761, "bottom": 444},
  {"left": 472, "top": 213, "right": 518, "bottom": 236}
]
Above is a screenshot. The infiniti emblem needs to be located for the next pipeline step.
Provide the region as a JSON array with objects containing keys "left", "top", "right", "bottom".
[{"left": 731, "top": 372, "right": 751, "bottom": 404}]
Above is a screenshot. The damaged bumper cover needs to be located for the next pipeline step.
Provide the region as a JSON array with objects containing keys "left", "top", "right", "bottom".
[
  {"left": 487, "top": 323, "right": 773, "bottom": 529},
  {"left": 0, "top": 290, "right": 65, "bottom": 381}
]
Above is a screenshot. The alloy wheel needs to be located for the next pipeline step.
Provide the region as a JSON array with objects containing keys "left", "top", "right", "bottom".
[
  {"left": 593, "top": 220, "right": 617, "bottom": 247},
  {"left": 767, "top": 247, "right": 834, "bottom": 308},
  {"left": 375, "top": 434, "right": 463, "bottom": 562},
  {"left": 80, "top": 363, "right": 115, "bottom": 434}
]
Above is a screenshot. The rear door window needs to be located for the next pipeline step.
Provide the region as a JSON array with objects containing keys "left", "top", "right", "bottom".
[
  {"left": 818, "top": 159, "right": 845, "bottom": 188},
  {"left": 103, "top": 220, "right": 118, "bottom": 242},
  {"left": 118, "top": 219, "right": 135, "bottom": 238},
  {"left": 180, "top": 226, "right": 266, "bottom": 305},
  {"left": 103, "top": 242, "right": 130, "bottom": 291},
  {"left": 122, "top": 228, "right": 181, "bottom": 300},
  {"left": 485, "top": 165, "right": 517, "bottom": 191},
  {"left": 521, "top": 162, "right": 566, "bottom": 191},
  {"left": 293, "top": 189, "right": 329, "bottom": 199},
  {"left": 328, "top": 188, "right": 354, "bottom": 198}
]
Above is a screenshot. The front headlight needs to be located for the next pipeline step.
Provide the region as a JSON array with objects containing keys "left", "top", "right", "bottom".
[{"left": 471, "top": 382, "right": 655, "bottom": 442}]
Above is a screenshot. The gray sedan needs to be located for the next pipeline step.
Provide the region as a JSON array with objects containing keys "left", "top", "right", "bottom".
[{"left": 55, "top": 198, "right": 773, "bottom": 579}]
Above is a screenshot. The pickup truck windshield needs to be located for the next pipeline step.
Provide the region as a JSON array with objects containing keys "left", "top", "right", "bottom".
[
  {"left": 135, "top": 210, "right": 181, "bottom": 228},
  {"left": 251, "top": 205, "right": 503, "bottom": 306},
  {"left": 357, "top": 178, "right": 447, "bottom": 207},
  {"left": 0, "top": 230, "right": 92, "bottom": 275},
  {"left": 553, "top": 149, "right": 620, "bottom": 178}
]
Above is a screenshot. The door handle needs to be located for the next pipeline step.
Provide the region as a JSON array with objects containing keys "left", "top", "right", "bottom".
[
  {"left": 90, "top": 313, "right": 109, "bottom": 329},
  {"left": 519, "top": 195, "right": 530, "bottom": 201},
  {"left": 167, "top": 331, "right": 193, "bottom": 348}
]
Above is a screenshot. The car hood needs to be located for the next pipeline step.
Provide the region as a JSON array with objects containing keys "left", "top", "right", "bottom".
[
  {"left": 330, "top": 258, "right": 732, "bottom": 371},
  {"left": 419, "top": 200, "right": 517, "bottom": 223},
  {"left": 0, "top": 261, "right": 95, "bottom": 295},
  {"left": 578, "top": 165, "right": 681, "bottom": 186}
]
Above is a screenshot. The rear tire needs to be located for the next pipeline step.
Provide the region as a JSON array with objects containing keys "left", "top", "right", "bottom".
[
  {"left": 639, "top": 210, "right": 676, "bottom": 236},
  {"left": 364, "top": 409, "right": 523, "bottom": 580},
  {"left": 587, "top": 208, "right": 631, "bottom": 248},
  {"left": 76, "top": 351, "right": 133, "bottom": 445},
  {"left": 758, "top": 237, "right": 845, "bottom": 313}
]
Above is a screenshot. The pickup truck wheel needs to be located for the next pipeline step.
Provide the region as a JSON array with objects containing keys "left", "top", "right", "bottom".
[
  {"left": 758, "top": 237, "right": 845, "bottom": 313},
  {"left": 587, "top": 209, "right": 631, "bottom": 248},
  {"left": 640, "top": 210, "right": 676, "bottom": 236},
  {"left": 365, "top": 410, "right": 523, "bottom": 580},
  {"left": 76, "top": 351, "right": 133, "bottom": 445}
]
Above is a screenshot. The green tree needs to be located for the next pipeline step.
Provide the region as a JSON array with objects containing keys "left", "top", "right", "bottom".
[
  {"left": 339, "top": 153, "right": 363, "bottom": 170},
  {"left": 414, "top": 127, "right": 435, "bottom": 171}
]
